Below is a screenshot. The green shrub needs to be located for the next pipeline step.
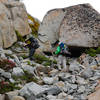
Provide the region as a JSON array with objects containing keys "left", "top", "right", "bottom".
[
  {"left": 86, "top": 47, "right": 100, "bottom": 57},
  {"left": 0, "top": 81, "right": 20, "bottom": 94},
  {"left": 34, "top": 54, "right": 57, "bottom": 65},
  {"left": 34, "top": 54, "right": 50, "bottom": 64},
  {"left": 28, "top": 14, "right": 40, "bottom": 38}
]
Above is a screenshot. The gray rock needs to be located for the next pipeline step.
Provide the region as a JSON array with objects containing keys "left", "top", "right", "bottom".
[
  {"left": 76, "top": 76, "right": 88, "bottom": 85},
  {"left": 59, "top": 4, "right": 100, "bottom": 48},
  {"left": 77, "top": 86, "right": 85, "bottom": 93},
  {"left": 0, "top": 53, "right": 6, "bottom": 58},
  {"left": 5, "top": 90, "right": 18, "bottom": 100},
  {"left": 0, "top": 68, "right": 11, "bottom": 79},
  {"left": 19, "top": 82, "right": 48, "bottom": 98},
  {"left": 57, "top": 92, "right": 67, "bottom": 99},
  {"left": 45, "top": 86, "right": 62, "bottom": 95},
  {"left": 81, "top": 67, "right": 94, "bottom": 78},
  {"left": 47, "top": 95, "right": 56, "bottom": 100},
  {"left": 64, "top": 82, "right": 77, "bottom": 94},
  {"left": 3, "top": 50, "right": 12, "bottom": 55},
  {"left": 12, "top": 67, "right": 24, "bottom": 77},
  {"left": 9, "top": 78, "right": 16, "bottom": 83},
  {"left": 69, "top": 60, "right": 83, "bottom": 72},
  {"left": 38, "top": 7, "right": 66, "bottom": 44},
  {"left": 11, "top": 96, "right": 25, "bottom": 100},
  {"left": 43, "top": 77, "right": 58, "bottom": 85},
  {"left": 59, "top": 73, "right": 76, "bottom": 83},
  {"left": 12, "top": 55, "right": 21, "bottom": 66},
  {"left": 2, "top": 72, "right": 11, "bottom": 79},
  {"left": 21, "top": 65, "right": 35, "bottom": 75}
]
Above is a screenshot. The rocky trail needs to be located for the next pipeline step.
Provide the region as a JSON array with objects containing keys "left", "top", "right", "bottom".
[{"left": 0, "top": 41, "right": 100, "bottom": 100}]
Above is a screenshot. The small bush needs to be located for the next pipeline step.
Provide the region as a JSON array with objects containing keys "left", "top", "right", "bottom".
[
  {"left": 0, "top": 58, "right": 16, "bottom": 71},
  {"left": 34, "top": 54, "right": 57, "bottom": 66},
  {"left": 34, "top": 54, "right": 50, "bottom": 64},
  {"left": 86, "top": 47, "right": 100, "bottom": 57},
  {"left": 0, "top": 81, "right": 20, "bottom": 94},
  {"left": 28, "top": 14, "right": 40, "bottom": 38}
]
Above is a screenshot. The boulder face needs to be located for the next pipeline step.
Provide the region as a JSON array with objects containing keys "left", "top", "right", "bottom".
[
  {"left": 59, "top": 4, "right": 100, "bottom": 48},
  {"left": 38, "top": 8, "right": 67, "bottom": 44},
  {"left": 0, "top": 1, "right": 30, "bottom": 48},
  {"left": 39, "top": 4, "right": 100, "bottom": 50}
]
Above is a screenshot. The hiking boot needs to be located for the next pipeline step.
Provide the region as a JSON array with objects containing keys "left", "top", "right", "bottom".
[{"left": 29, "top": 57, "right": 35, "bottom": 60}]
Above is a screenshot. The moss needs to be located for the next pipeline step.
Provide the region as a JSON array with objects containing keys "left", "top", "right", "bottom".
[
  {"left": 0, "top": 82, "right": 20, "bottom": 94},
  {"left": 86, "top": 47, "right": 100, "bottom": 57},
  {"left": 27, "top": 14, "right": 40, "bottom": 38},
  {"left": 15, "top": 30, "right": 25, "bottom": 42}
]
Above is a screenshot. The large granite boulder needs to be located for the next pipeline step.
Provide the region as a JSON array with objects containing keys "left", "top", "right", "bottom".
[
  {"left": 0, "top": 0, "right": 8, "bottom": 2},
  {"left": 59, "top": 4, "right": 100, "bottom": 48},
  {"left": 38, "top": 4, "right": 100, "bottom": 51},
  {"left": 0, "top": 1, "right": 30, "bottom": 48},
  {"left": 38, "top": 8, "right": 67, "bottom": 44}
]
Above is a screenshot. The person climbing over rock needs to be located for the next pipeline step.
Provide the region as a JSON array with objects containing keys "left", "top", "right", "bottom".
[
  {"left": 54, "top": 40, "right": 71, "bottom": 71},
  {"left": 24, "top": 36, "right": 40, "bottom": 60}
]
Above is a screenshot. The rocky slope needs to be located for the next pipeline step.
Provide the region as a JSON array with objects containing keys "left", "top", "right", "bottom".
[
  {"left": 0, "top": 2, "right": 100, "bottom": 100},
  {"left": 0, "top": 41, "right": 100, "bottom": 100}
]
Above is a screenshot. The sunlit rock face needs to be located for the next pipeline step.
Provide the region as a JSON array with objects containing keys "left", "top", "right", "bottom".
[
  {"left": 59, "top": 4, "right": 100, "bottom": 48},
  {"left": 0, "top": 1, "right": 31, "bottom": 48}
]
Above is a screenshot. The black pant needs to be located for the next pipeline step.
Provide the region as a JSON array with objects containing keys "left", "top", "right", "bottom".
[{"left": 29, "top": 48, "right": 35, "bottom": 59}]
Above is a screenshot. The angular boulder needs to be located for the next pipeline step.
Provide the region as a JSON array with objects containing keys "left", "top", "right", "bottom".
[
  {"left": 38, "top": 8, "right": 67, "bottom": 44},
  {"left": 0, "top": 1, "right": 30, "bottom": 48},
  {"left": 39, "top": 4, "right": 100, "bottom": 51},
  {"left": 59, "top": 4, "right": 100, "bottom": 48}
]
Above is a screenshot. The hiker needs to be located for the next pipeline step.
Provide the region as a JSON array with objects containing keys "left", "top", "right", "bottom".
[
  {"left": 54, "top": 40, "right": 71, "bottom": 71},
  {"left": 24, "top": 36, "right": 40, "bottom": 60}
]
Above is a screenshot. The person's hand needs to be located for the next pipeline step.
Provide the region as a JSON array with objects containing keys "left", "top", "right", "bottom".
[{"left": 23, "top": 43, "right": 27, "bottom": 47}]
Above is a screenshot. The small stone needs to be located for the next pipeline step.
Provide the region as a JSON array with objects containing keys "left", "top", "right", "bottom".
[
  {"left": 0, "top": 94, "right": 5, "bottom": 100},
  {"left": 76, "top": 76, "right": 88, "bottom": 85},
  {"left": 5, "top": 90, "right": 19, "bottom": 100},
  {"left": 54, "top": 81, "right": 65, "bottom": 89},
  {"left": 11, "top": 96, "right": 25, "bottom": 100},
  {"left": 81, "top": 68, "right": 94, "bottom": 79},
  {"left": 12, "top": 67, "right": 24, "bottom": 77},
  {"left": 57, "top": 92, "right": 67, "bottom": 99},
  {"left": 77, "top": 86, "right": 85, "bottom": 93},
  {"left": 45, "top": 86, "right": 62, "bottom": 95},
  {"left": 47, "top": 95, "right": 56, "bottom": 100},
  {"left": 48, "top": 69, "right": 58, "bottom": 77},
  {"left": 69, "top": 60, "right": 82, "bottom": 72},
  {"left": 43, "top": 77, "right": 58, "bottom": 85}
]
